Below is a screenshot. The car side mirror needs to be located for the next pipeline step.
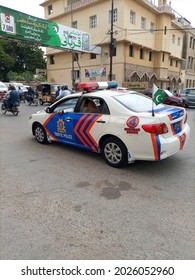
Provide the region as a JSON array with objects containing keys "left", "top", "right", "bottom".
[{"left": 45, "top": 107, "right": 51, "bottom": 113}]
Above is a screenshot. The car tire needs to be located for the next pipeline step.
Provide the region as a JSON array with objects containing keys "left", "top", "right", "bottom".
[
  {"left": 34, "top": 124, "right": 49, "bottom": 144},
  {"left": 101, "top": 137, "right": 128, "bottom": 168}
]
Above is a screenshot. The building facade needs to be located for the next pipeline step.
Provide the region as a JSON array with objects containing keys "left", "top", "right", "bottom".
[
  {"left": 40, "top": 0, "right": 195, "bottom": 91},
  {"left": 181, "top": 27, "right": 195, "bottom": 88}
]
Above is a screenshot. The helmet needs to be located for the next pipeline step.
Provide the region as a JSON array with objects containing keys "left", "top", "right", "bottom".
[{"left": 9, "top": 85, "right": 15, "bottom": 90}]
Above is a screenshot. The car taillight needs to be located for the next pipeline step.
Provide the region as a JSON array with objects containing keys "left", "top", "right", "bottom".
[{"left": 142, "top": 123, "right": 168, "bottom": 134}]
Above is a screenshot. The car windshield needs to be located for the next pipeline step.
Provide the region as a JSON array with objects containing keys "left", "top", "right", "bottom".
[
  {"left": 164, "top": 89, "right": 173, "bottom": 97},
  {"left": 113, "top": 92, "right": 164, "bottom": 112}
]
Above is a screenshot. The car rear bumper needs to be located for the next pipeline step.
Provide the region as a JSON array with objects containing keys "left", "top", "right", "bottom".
[{"left": 127, "top": 123, "right": 190, "bottom": 162}]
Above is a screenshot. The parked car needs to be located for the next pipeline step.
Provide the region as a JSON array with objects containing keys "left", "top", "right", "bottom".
[
  {"left": 29, "top": 82, "right": 190, "bottom": 168},
  {"left": 142, "top": 88, "right": 184, "bottom": 107},
  {"left": 0, "top": 82, "right": 8, "bottom": 101},
  {"left": 180, "top": 88, "right": 195, "bottom": 107}
]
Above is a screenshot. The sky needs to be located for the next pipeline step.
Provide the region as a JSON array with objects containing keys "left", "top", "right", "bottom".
[{"left": 0, "top": 0, "right": 194, "bottom": 27}]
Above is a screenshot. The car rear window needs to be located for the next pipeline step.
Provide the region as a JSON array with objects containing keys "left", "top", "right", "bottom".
[
  {"left": 189, "top": 89, "right": 195, "bottom": 94},
  {"left": 181, "top": 88, "right": 195, "bottom": 95},
  {"left": 113, "top": 92, "right": 164, "bottom": 112}
]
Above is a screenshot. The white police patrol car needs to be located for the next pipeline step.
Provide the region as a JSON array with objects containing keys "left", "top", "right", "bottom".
[{"left": 29, "top": 82, "right": 190, "bottom": 167}]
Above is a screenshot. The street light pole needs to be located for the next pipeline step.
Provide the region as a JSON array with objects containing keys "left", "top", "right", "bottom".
[{"left": 109, "top": 0, "right": 114, "bottom": 81}]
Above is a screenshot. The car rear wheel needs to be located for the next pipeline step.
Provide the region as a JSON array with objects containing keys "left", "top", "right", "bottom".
[
  {"left": 34, "top": 124, "right": 49, "bottom": 144},
  {"left": 101, "top": 137, "right": 128, "bottom": 168}
]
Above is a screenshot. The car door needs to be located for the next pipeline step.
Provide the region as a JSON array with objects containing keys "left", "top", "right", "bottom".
[
  {"left": 188, "top": 88, "right": 195, "bottom": 105},
  {"left": 73, "top": 97, "right": 110, "bottom": 152},
  {"left": 44, "top": 96, "right": 79, "bottom": 145}
]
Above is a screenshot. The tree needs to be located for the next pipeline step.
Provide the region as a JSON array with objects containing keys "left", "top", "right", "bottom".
[
  {"left": 0, "top": 39, "right": 46, "bottom": 81},
  {"left": 0, "top": 40, "right": 15, "bottom": 81}
]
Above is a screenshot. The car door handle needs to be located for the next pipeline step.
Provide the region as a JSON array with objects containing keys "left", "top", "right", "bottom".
[
  {"left": 65, "top": 117, "right": 72, "bottom": 122},
  {"left": 96, "top": 120, "right": 106, "bottom": 123}
]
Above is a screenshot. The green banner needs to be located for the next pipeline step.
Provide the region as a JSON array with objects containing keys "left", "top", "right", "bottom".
[{"left": 0, "top": 5, "right": 91, "bottom": 52}]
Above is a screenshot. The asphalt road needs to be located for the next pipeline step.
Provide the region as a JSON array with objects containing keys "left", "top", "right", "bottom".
[{"left": 0, "top": 103, "right": 194, "bottom": 260}]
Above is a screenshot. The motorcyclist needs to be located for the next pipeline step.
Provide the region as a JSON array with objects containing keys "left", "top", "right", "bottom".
[
  {"left": 3, "top": 85, "right": 20, "bottom": 109},
  {"left": 26, "top": 87, "right": 36, "bottom": 103}
]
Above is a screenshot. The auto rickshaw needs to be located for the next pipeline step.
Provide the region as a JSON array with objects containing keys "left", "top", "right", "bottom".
[{"left": 36, "top": 83, "right": 60, "bottom": 105}]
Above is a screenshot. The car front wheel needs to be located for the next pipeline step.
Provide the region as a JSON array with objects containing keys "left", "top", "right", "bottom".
[
  {"left": 34, "top": 124, "right": 49, "bottom": 144},
  {"left": 101, "top": 137, "right": 128, "bottom": 168}
]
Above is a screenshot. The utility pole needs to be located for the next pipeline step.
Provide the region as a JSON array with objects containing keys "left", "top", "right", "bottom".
[
  {"left": 71, "top": 1, "right": 75, "bottom": 90},
  {"left": 109, "top": 0, "right": 114, "bottom": 81}
]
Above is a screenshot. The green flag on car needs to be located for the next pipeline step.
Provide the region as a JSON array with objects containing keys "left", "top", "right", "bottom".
[{"left": 153, "top": 84, "right": 166, "bottom": 105}]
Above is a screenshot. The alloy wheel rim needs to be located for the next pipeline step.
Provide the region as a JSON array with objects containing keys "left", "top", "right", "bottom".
[
  {"left": 104, "top": 142, "right": 122, "bottom": 164},
  {"left": 35, "top": 127, "right": 44, "bottom": 142}
]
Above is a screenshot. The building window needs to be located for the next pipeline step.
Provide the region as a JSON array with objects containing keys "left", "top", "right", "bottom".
[
  {"left": 48, "top": 5, "right": 53, "bottom": 15},
  {"left": 189, "top": 36, "right": 193, "bottom": 48},
  {"left": 150, "top": 22, "right": 155, "bottom": 33},
  {"left": 129, "top": 45, "right": 134, "bottom": 57},
  {"left": 177, "top": 37, "right": 181, "bottom": 46},
  {"left": 149, "top": 51, "right": 153, "bottom": 61},
  {"left": 162, "top": 53, "right": 165, "bottom": 62},
  {"left": 170, "top": 58, "right": 173, "bottom": 66},
  {"left": 130, "top": 10, "right": 136, "bottom": 24},
  {"left": 187, "top": 57, "right": 190, "bottom": 68},
  {"left": 49, "top": 55, "right": 55, "bottom": 64},
  {"left": 90, "top": 15, "right": 97, "bottom": 28},
  {"left": 176, "top": 60, "right": 178, "bottom": 67},
  {"left": 90, "top": 53, "right": 96, "bottom": 59},
  {"left": 140, "top": 48, "right": 144, "bottom": 59},
  {"left": 72, "top": 70, "right": 80, "bottom": 80},
  {"left": 141, "top": 17, "right": 146, "bottom": 29},
  {"left": 72, "top": 21, "right": 77, "bottom": 29},
  {"left": 172, "top": 34, "right": 175, "bottom": 43},
  {"left": 191, "top": 58, "right": 194, "bottom": 69},
  {"left": 109, "top": 8, "right": 117, "bottom": 23}
]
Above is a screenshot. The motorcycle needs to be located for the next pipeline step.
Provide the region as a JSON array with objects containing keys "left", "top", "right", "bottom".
[
  {"left": 1, "top": 102, "right": 20, "bottom": 116},
  {"left": 26, "top": 94, "right": 38, "bottom": 106}
]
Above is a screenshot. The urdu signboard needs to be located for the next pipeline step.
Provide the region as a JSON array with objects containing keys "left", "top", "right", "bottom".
[{"left": 0, "top": 5, "right": 91, "bottom": 52}]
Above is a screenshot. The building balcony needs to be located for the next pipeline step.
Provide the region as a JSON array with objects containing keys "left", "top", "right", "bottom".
[{"left": 64, "top": 0, "right": 98, "bottom": 13}]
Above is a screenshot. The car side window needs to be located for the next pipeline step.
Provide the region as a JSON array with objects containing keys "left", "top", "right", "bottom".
[
  {"left": 78, "top": 98, "right": 110, "bottom": 114},
  {"left": 53, "top": 97, "right": 79, "bottom": 113}
]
